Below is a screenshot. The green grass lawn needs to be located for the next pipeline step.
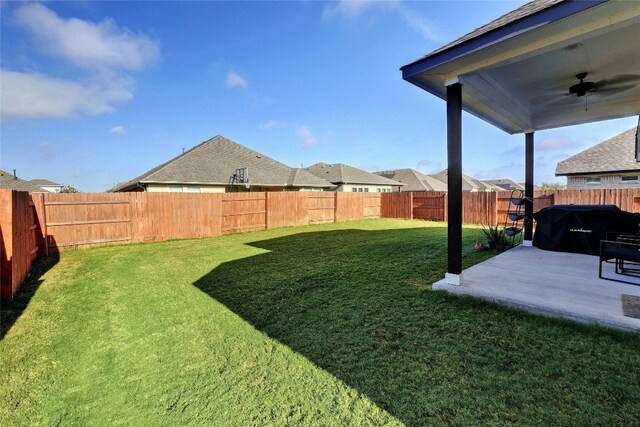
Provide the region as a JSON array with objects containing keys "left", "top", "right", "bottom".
[{"left": 1, "top": 219, "right": 639, "bottom": 426}]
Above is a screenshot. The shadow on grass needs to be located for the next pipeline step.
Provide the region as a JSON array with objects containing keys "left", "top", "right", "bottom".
[
  {"left": 1, "top": 252, "right": 60, "bottom": 340},
  {"left": 193, "top": 226, "right": 640, "bottom": 425}
]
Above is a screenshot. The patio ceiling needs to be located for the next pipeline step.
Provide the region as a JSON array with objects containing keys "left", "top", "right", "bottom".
[{"left": 402, "top": 0, "right": 640, "bottom": 134}]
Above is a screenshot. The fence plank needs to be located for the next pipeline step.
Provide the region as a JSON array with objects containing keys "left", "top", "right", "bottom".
[
  {"left": 413, "top": 192, "right": 446, "bottom": 221},
  {"left": 267, "top": 192, "right": 309, "bottom": 228},
  {"left": 380, "top": 192, "right": 412, "bottom": 218},
  {"left": 222, "top": 192, "right": 267, "bottom": 233},
  {"left": 1, "top": 190, "right": 38, "bottom": 300}
]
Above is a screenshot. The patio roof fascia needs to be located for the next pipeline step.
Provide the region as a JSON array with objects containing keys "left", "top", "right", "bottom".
[
  {"left": 399, "top": 0, "right": 640, "bottom": 135},
  {"left": 401, "top": 0, "right": 606, "bottom": 84}
]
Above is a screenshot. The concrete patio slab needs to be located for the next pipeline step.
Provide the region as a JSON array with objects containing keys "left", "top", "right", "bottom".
[{"left": 433, "top": 246, "right": 640, "bottom": 331}]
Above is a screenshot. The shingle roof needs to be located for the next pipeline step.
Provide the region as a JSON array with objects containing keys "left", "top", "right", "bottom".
[
  {"left": 0, "top": 170, "right": 48, "bottom": 193},
  {"left": 111, "top": 135, "right": 333, "bottom": 191},
  {"left": 405, "top": 0, "right": 563, "bottom": 66},
  {"left": 30, "top": 178, "right": 61, "bottom": 186},
  {"left": 375, "top": 169, "right": 447, "bottom": 192},
  {"left": 483, "top": 179, "right": 525, "bottom": 191},
  {"left": 555, "top": 128, "right": 640, "bottom": 176},
  {"left": 306, "top": 163, "right": 404, "bottom": 187},
  {"left": 431, "top": 169, "right": 501, "bottom": 191}
]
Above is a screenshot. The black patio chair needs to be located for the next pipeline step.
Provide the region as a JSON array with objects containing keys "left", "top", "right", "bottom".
[
  {"left": 599, "top": 239, "right": 640, "bottom": 285},
  {"left": 606, "top": 232, "right": 640, "bottom": 275}
]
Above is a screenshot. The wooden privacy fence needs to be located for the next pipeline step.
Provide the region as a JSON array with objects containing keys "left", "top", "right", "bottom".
[
  {"left": 382, "top": 189, "right": 640, "bottom": 225},
  {"left": 37, "top": 191, "right": 383, "bottom": 252},
  {"left": 5, "top": 187, "right": 640, "bottom": 300},
  {"left": 0, "top": 190, "right": 43, "bottom": 300}
]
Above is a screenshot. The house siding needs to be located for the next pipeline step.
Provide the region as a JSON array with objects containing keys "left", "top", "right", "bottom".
[
  {"left": 147, "top": 184, "right": 225, "bottom": 193},
  {"left": 567, "top": 173, "right": 640, "bottom": 190},
  {"left": 336, "top": 184, "right": 396, "bottom": 193},
  {"left": 144, "top": 183, "right": 326, "bottom": 193}
]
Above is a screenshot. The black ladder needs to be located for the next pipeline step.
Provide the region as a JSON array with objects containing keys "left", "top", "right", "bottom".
[{"left": 504, "top": 189, "right": 525, "bottom": 247}]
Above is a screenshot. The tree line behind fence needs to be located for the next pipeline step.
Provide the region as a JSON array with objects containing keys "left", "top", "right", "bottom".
[{"left": 3, "top": 188, "right": 640, "bottom": 300}]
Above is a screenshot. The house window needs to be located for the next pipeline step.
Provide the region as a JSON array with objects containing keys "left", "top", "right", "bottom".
[
  {"left": 585, "top": 177, "right": 601, "bottom": 185},
  {"left": 377, "top": 188, "right": 381, "bottom": 192},
  {"left": 364, "top": 188, "right": 369, "bottom": 192},
  {"left": 621, "top": 176, "right": 639, "bottom": 182},
  {"left": 352, "top": 187, "right": 358, "bottom": 192},
  {"left": 186, "top": 187, "right": 201, "bottom": 193},
  {"left": 168, "top": 185, "right": 183, "bottom": 192}
]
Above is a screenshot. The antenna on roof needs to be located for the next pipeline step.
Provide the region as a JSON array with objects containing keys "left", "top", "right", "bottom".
[{"left": 182, "top": 147, "right": 186, "bottom": 153}]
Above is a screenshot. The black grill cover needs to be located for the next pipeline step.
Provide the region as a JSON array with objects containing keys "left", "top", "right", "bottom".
[{"left": 533, "top": 205, "right": 640, "bottom": 255}]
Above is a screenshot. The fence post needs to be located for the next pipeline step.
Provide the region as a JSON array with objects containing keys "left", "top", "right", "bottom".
[
  {"left": 0, "top": 190, "right": 13, "bottom": 300},
  {"left": 334, "top": 192, "right": 338, "bottom": 223},
  {"left": 265, "top": 192, "right": 270, "bottom": 229},
  {"left": 492, "top": 191, "right": 498, "bottom": 225},
  {"left": 408, "top": 192, "right": 413, "bottom": 220},
  {"left": 443, "top": 193, "right": 448, "bottom": 222}
]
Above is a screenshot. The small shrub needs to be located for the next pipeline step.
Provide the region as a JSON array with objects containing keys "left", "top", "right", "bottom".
[{"left": 481, "top": 224, "right": 509, "bottom": 251}]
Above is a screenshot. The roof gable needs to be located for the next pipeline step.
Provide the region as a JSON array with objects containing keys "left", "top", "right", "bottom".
[
  {"left": 30, "top": 178, "right": 61, "bottom": 186},
  {"left": 555, "top": 127, "right": 640, "bottom": 176},
  {"left": 0, "top": 170, "right": 48, "bottom": 193},
  {"left": 375, "top": 168, "right": 447, "bottom": 191},
  {"left": 306, "top": 163, "right": 403, "bottom": 186},
  {"left": 113, "top": 136, "right": 332, "bottom": 191},
  {"left": 483, "top": 179, "right": 525, "bottom": 191},
  {"left": 431, "top": 169, "right": 501, "bottom": 191}
]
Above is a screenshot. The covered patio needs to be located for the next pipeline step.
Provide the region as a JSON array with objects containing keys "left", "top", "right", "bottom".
[
  {"left": 402, "top": 0, "right": 640, "bottom": 329},
  {"left": 434, "top": 246, "right": 640, "bottom": 331}
]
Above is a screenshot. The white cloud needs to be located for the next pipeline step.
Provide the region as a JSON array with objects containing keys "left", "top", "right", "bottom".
[
  {"left": 323, "top": 0, "right": 383, "bottom": 18},
  {"left": 2, "top": 4, "right": 158, "bottom": 120},
  {"left": 0, "top": 69, "right": 133, "bottom": 119},
  {"left": 109, "top": 126, "right": 125, "bottom": 135},
  {"left": 259, "top": 120, "right": 281, "bottom": 130},
  {"left": 297, "top": 126, "right": 318, "bottom": 147},
  {"left": 226, "top": 71, "right": 248, "bottom": 89},
  {"left": 324, "top": 0, "right": 440, "bottom": 41},
  {"left": 394, "top": 5, "right": 440, "bottom": 41},
  {"left": 14, "top": 3, "right": 159, "bottom": 71},
  {"left": 537, "top": 136, "right": 578, "bottom": 151}
]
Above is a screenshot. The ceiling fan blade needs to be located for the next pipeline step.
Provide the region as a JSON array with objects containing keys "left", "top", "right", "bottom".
[
  {"left": 605, "top": 74, "right": 640, "bottom": 86},
  {"left": 592, "top": 84, "right": 636, "bottom": 96},
  {"left": 530, "top": 92, "right": 571, "bottom": 106},
  {"left": 546, "top": 95, "right": 579, "bottom": 108}
]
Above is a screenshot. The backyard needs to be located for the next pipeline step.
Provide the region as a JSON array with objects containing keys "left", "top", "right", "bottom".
[{"left": 1, "top": 218, "right": 639, "bottom": 426}]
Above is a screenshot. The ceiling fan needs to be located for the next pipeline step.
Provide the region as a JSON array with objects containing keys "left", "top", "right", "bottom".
[
  {"left": 531, "top": 72, "right": 640, "bottom": 106},
  {"left": 569, "top": 72, "right": 599, "bottom": 97}
]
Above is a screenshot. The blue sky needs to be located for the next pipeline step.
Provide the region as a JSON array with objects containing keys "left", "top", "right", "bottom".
[{"left": 1, "top": 1, "right": 636, "bottom": 192}]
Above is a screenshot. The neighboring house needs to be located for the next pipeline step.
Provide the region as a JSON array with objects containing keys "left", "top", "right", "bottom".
[
  {"left": 111, "top": 135, "right": 333, "bottom": 193},
  {"left": 0, "top": 170, "right": 47, "bottom": 193},
  {"left": 555, "top": 127, "right": 640, "bottom": 189},
  {"left": 375, "top": 168, "right": 447, "bottom": 192},
  {"left": 483, "top": 179, "right": 525, "bottom": 192},
  {"left": 430, "top": 169, "right": 501, "bottom": 192},
  {"left": 517, "top": 183, "right": 542, "bottom": 191},
  {"left": 305, "top": 163, "right": 404, "bottom": 193},
  {"left": 30, "top": 179, "right": 63, "bottom": 193}
]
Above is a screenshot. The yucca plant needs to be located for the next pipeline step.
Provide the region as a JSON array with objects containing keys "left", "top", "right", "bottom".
[{"left": 481, "top": 224, "right": 508, "bottom": 251}]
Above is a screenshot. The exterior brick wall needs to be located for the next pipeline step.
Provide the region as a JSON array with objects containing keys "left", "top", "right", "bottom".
[{"left": 567, "top": 174, "right": 640, "bottom": 190}]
